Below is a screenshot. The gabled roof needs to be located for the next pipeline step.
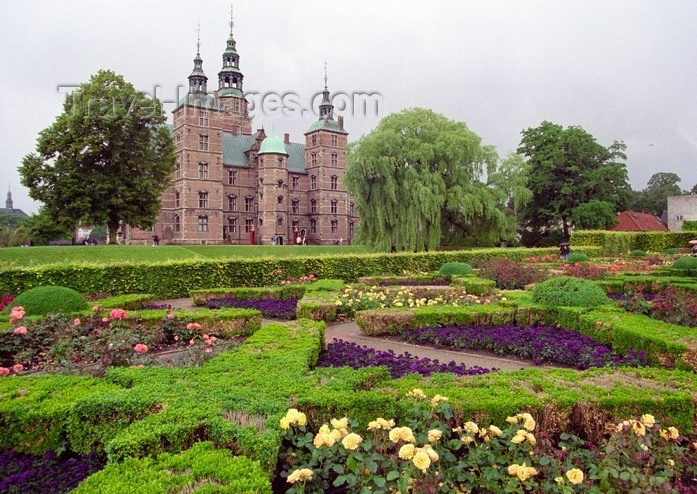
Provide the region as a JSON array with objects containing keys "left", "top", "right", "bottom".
[
  {"left": 223, "top": 132, "right": 307, "bottom": 173},
  {"left": 611, "top": 211, "right": 668, "bottom": 231}
]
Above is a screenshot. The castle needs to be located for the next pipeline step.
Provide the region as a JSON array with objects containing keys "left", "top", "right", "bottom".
[{"left": 125, "top": 19, "right": 357, "bottom": 245}]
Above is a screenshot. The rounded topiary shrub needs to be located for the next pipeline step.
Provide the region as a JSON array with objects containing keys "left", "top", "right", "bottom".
[
  {"left": 670, "top": 256, "right": 697, "bottom": 276},
  {"left": 664, "top": 248, "right": 679, "bottom": 255},
  {"left": 630, "top": 249, "right": 647, "bottom": 258},
  {"left": 438, "top": 262, "right": 474, "bottom": 277},
  {"left": 532, "top": 276, "right": 610, "bottom": 308},
  {"left": 6, "top": 286, "right": 87, "bottom": 317},
  {"left": 567, "top": 252, "right": 590, "bottom": 263}
]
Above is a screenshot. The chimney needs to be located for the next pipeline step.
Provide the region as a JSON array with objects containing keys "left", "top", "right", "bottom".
[
  {"left": 284, "top": 133, "right": 290, "bottom": 143},
  {"left": 338, "top": 116, "right": 344, "bottom": 130}
]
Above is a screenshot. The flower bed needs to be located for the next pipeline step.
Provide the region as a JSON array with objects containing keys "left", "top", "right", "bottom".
[
  {"left": 317, "top": 339, "right": 492, "bottom": 378},
  {"left": 400, "top": 324, "right": 646, "bottom": 369},
  {"left": 619, "top": 284, "right": 697, "bottom": 327},
  {"left": 277, "top": 396, "right": 697, "bottom": 493},
  {"left": 206, "top": 297, "right": 298, "bottom": 319},
  {"left": 474, "top": 259, "right": 549, "bottom": 289},
  {"left": 0, "top": 449, "right": 104, "bottom": 494},
  {"left": 0, "top": 308, "right": 249, "bottom": 375}
]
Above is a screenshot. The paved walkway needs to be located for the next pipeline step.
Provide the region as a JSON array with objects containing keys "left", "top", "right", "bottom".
[{"left": 154, "top": 298, "right": 536, "bottom": 372}]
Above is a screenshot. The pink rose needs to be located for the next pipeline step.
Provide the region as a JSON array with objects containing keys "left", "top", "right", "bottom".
[
  {"left": 109, "top": 308, "right": 128, "bottom": 320},
  {"left": 102, "top": 317, "right": 109, "bottom": 323},
  {"left": 13, "top": 326, "right": 27, "bottom": 335},
  {"left": 174, "top": 335, "right": 179, "bottom": 341},
  {"left": 133, "top": 343, "right": 149, "bottom": 354},
  {"left": 166, "top": 312, "right": 176, "bottom": 320},
  {"left": 91, "top": 305, "right": 100, "bottom": 313},
  {"left": 204, "top": 348, "right": 213, "bottom": 353},
  {"left": 12, "top": 364, "right": 24, "bottom": 373},
  {"left": 0, "top": 367, "right": 9, "bottom": 377},
  {"left": 73, "top": 318, "right": 81, "bottom": 326},
  {"left": 189, "top": 339, "right": 195, "bottom": 346},
  {"left": 186, "top": 322, "right": 202, "bottom": 331}
]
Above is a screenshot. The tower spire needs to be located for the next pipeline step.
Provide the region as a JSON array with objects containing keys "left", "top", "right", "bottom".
[
  {"left": 324, "top": 60, "right": 328, "bottom": 89},
  {"left": 230, "top": 4, "right": 234, "bottom": 34},
  {"left": 6, "top": 187, "right": 13, "bottom": 211},
  {"left": 218, "top": 9, "right": 244, "bottom": 98},
  {"left": 319, "top": 62, "right": 333, "bottom": 120},
  {"left": 196, "top": 23, "right": 201, "bottom": 55},
  {"left": 188, "top": 24, "right": 208, "bottom": 94}
]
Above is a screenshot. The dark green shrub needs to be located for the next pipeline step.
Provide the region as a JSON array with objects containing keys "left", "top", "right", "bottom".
[
  {"left": 6, "top": 285, "right": 86, "bottom": 316},
  {"left": 664, "top": 248, "right": 678, "bottom": 255},
  {"left": 532, "top": 276, "right": 610, "bottom": 308},
  {"left": 670, "top": 256, "right": 697, "bottom": 276},
  {"left": 438, "top": 262, "right": 474, "bottom": 276},
  {"left": 567, "top": 252, "right": 590, "bottom": 262},
  {"left": 630, "top": 249, "right": 647, "bottom": 258}
]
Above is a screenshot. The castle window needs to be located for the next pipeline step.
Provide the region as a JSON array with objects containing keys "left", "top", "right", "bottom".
[
  {"left": 244, "top": 219, "right": 253, "bottom": 232},
  {"left": 310, "top": 199, "right": 317, "bottom": 214},
  {"left": 331, "top": 220, "right": 338, "bottom": 234},
  {"left": 310, "top": 219, "right": 317, "bottom": 234},
  {"left": 228, "top": 169, "right": 237, "bottom": 185},
  {"left": 259, "top": 218, "right": 263, "bottom": 226},
  {"left": 311, "top": 153, "right": 317, "bottom": 166},
  {"left": 175, "top": 161, "right": 181, "bottom": 179},
  {"left": 199, "top": 111, "right": 208, "bottom": 127},
  {"left": 312, "top": 134, "right": 317, "bottom": 146},
  {"left": 245, "top": 196, "right": 254, "bottom": 212},
  {"left": 331, "top": 199, "right": 338, "bottom": 214},
  {"left": 331, "top": 176, "right": 338, "bottom": 190},
  {"left": 676, "top": 215, "right": 683, "bottom": 221},
  {"left": 292, "top": 199, "right": 299, "bottom": 214},
  {"left": 175, "top": 190, "right": 180, "bottom": 208},
  {"left": 277, "top": 179, "right": 284, "bottom": 188},
  {"left": 277, "top": 195, "right": 284, "bottom": 205},
  {"left": 331, "top": 153, "right": 338, "bottom": 167},
  {"left": 277, "top": 216, "right": 284, "bottom": 226},
  {"left": 198, "top": 162, "right": 208, "bottom": 179},
  {"left": 198, "top": 215, "right": 208, "bottom": 232},
  {"left": 349, "top": 202, "right": 354, "bottom": 216},
  {"left": 198, "top": 134, "right": 208, "bottom": 151},
  {"left": 311, "top": 175, "right": 317, "bottom": 190},
  {"left": 174, "top": 214, "right": 181, "bottom": 232},
  {"left": 228, "top": 217, "right": 237, "bottom": 233},
  {"left": 292, "top": 176, "right": 299, "bottom": 189},
  {"left": 228, "top": 195, "right": 237, "bottom": 211},
  {"left": 331, "top": 135, "right": 338, "bottom": 147},
  {"left": 198, "top": 191, "right": 208, "bottom": 208},
  {"left": 349, "top": 222, "right": 354, "bottom": 236},
  {"left": 278, "top": 157, "right": 284, "bottom": 167}
]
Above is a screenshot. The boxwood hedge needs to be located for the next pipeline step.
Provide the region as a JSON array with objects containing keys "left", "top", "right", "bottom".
[{"left": 572, "top": 230, "right": 697, "bottom": 254}]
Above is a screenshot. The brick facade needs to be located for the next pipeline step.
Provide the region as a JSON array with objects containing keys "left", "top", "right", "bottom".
[{"left": 126, "top": 24, "right": 358, "bottom": 245}]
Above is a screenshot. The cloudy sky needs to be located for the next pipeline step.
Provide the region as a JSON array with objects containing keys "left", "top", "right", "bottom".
[{"left": 2, "top": 0, "right": 696, "bottom": 214}]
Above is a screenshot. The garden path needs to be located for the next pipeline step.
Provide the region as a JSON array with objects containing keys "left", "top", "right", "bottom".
[{"left": 155, "top": 298, "right": 536, "bottom": 372}]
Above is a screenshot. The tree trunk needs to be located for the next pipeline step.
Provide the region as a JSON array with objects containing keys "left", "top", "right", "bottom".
[
  {"left": 108, "top": 220, "right": 119, "bottom": 245},
  {"left": 562, "top": 218, "right": 570, "bottom": 239}
]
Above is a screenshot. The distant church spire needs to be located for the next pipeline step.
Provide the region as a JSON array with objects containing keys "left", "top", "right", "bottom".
[
  {"left": 319, "top": 62, "right": 334, "bottom": 120},
  {"left": 188, "top": 24, "right": 208, "bottom": 94},
  {"left": 6, "top": 188, "right": 13, "bottom": 211}
]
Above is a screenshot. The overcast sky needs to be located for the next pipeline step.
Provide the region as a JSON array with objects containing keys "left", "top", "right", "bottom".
[{"left": 2, "top": 0, "right": 696, "bottom": 214}]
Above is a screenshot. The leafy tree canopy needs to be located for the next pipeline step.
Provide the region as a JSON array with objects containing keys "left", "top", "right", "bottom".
[
  {"left": 20, "top": 207, "right": 74, "bottom": 246},
  {"left": 19, "top": 70, "right": 175, "bottom": 243},
  {"left": 571, "top": 200, "right": 618, "bottom": 229},
  {"left": 628, "top": 172, "right": 682, "bottom": 217},
  {"left": 518, "top": 121, "right": 631, "bottom": 239},
  {"left": 344, "top": 108, "right": 510, "bottom": 251}
]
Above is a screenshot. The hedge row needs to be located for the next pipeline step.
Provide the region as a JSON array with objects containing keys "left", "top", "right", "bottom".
[
  {"left": 571, "top": 230, "right": 697, "bottom": 254},
  {"left": 296, "top": 281, "right": 345, "bottom": 323},
  {"left": 357, "top": 274, "right": 449, "bottom": 285},
  {"left": 355, "top": 301, "right": 697, "bottom": 372},
  {"left": 190, "top": 285, "right": 306, "bottom": 306},
  {"left": 597, "top": 275, "right": 697, "bottom": 295},
  {"left": 0, "top": 247, "right": 601, "bottom": 299}
]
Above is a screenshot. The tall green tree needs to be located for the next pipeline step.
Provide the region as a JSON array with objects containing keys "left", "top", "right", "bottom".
[
  {"left": 344, "top": 108, "right": 508, "bottom": 251},
  {"left": 628, "top": 172, "right": 682, "bottom": 217},
  {"left": 570, "top": 200, "right": 618, "bottom": 229},
  {"left": 19, "top": 70, "right": 175, "bottom": 243},
  {"left": 20, "top": 207, "right": 74, "bottom": 245},
  {"left": 518, "top": 121, "right": 631, "bottom": 239}
]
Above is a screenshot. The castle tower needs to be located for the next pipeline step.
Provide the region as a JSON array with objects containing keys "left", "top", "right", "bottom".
[
  {"left": 188, "top": 29, "right": 208, "bottom": 95},
  {"left": 6, "top": 189, "right": 13, "bottom": 211},
  {"left": 217, "top": 7, "right": 252, "bottom": 135},
  {"left": 304, "top": 67, "right": 353, "bottom": 244},
  {"left": 256, "top": 133, "right": 290, "bottom": 244}
]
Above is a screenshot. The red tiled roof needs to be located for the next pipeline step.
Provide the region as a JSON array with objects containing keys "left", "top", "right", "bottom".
[{"left": 611, "top": 211, "right": 668, "bottom": 231}]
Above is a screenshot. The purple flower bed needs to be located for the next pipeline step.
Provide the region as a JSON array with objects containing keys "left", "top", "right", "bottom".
[
  {"left": 378, "top": 280, "right": 451, "bottom": 287},
  {"left": 206, "top": 297, "right": 298, "bottom": 319},
  {"left": 317, "top": 339, "right": 493, "bottom": 378},
  {"left": 608, "top": 292, "right": 656, "bottom": 302},
  {"left": 143, "top": 303, "right": 173, "bottom": 310},
  {"left": 0, "top": 450, "right": 104, "bottom": 493},
  {"left": 401, "top": 325, "right": 646, "bottom": 370}
]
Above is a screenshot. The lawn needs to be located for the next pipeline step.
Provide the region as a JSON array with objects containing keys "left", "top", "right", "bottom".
[{"left": 0, "top": 244, "right": 376, "bottom": 268}]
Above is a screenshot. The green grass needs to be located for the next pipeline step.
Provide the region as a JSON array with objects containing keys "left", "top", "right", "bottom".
[{"left": 0, "top": 244, "right": 376, "bottom": 268}]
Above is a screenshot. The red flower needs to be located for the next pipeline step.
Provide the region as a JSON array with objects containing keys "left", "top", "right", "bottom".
[
  {"left": 0, "top": 367, "right": 10, "bottom": 377},
  {"left": 13, "top": 326, "right": 27, "bottom": 335},
  {"left": 12, "top": 364, "right": 24, "bottom": 373},
  {"left": 133, "top": 343, "right": 149, "bottom": 354}
]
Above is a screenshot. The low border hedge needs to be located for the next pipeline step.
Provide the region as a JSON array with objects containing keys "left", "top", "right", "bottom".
[
  {"left": 190, "top": 285, "right": 306, "bottom": 306},
  {"left": 572, "top": 230, "right": 697, "bottom": 254}
]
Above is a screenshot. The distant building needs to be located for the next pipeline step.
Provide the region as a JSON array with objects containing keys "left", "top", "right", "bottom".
[
  {"left": 125, "top": 16, "right": 358, "bottom": 245},
  {"left": 611, "top": 211, "right": 668, "bottom": 232},
  {"left": 667, "top": 194, "right": 697, "bottom": 231},
  {"left": 2, "top": 189, "right": 28, "bottom": 219}
]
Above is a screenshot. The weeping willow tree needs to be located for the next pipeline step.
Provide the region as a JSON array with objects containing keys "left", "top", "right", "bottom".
[{"left": 345, "top": 108, "right": 511, "bottom": 251}]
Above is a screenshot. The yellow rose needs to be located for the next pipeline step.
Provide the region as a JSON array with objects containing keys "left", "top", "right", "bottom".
[
  {"left": 507, "top": 464, "right": 519, "bottom": 476},
  {"left": 565, "top": 468, "right": 584, "bottom": 485},
  {"left": 505, "top": 416, "right": 519, "bottom": 424},
  {"left": 330, "top": 429, "right": 342, "bottom": 443},
  {"left": 406, "top": 388, "right": 427, "bottom": 399},
  {"left": 464, "top": 421, "right": 479, "bottom": 435},
  {"left": 526, "top": 433, "right": 537, "bottom": 446},
  {"left": 461, "top": 436, "right": 474, "bottom": 445},
  {"left": 285, "top": 408, "right": 300, "bottom": 423},
  {"left": 313, "top": 432, "right": 335, "bottom": 448},
  {"left": 368, "top": 421, "right": 380, "bottom": 431},
  {"left": 422, "top": 445, "right": 439, "bottom": 462},
  {"left": 341, "top": 433, "right": 363, "bottom": 451},
  {"left": 511, "top": 434, "right": 526, "bottom": 444},
  {"left": 641, "top": 414, "right": 655, "bottom": 427},
  {"left": 319, "top": 424, "right": 331, "bottom": 435},
  {"left": 331, "top": 417, "right": 349, "bottom": 430},
  {"left": 287, "top": 468, "right": 313, "bottom": 484},
  {"left": 431, "top": 394, "right": 448, "bottom": 405},
  {"left": 632, "top": 421, "right": 646, "bottom": 437},
  {"left": 412, "top": 451, "right": 431, "bottom": 472},
  {"left": 377, "top": 418, "right": 395, "bottom": 429},
  {"left": 523, "top": 417, "right": 536, "bottom": 432},
  {"left": 297, "top": 413, "right": 307, "bottom": 426},
  {"left": 668, "top": 426, "right": 679, "bottom": 440},
  {"left": 280, "top": 417, "right": 290, "bottom": 430},
  {"left": 555, "top": 476, "right": 564, "bottom": 484},
  {"left": 428, "top": 429, "right": 443, "bottom": 442},
  {"left": 399, "top": 443, "right": 415, "bottom": 459},
  {"left": 488, "top": 425, "right": 503, "bottom": 437},
  {"left": 389, "top": 426, "right": 415, "bottom": 444}
]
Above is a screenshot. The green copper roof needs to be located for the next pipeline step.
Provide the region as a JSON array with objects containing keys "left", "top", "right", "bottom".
[
  {"left": 223, "top": 132, "right": 306, "bottom": 173},
  {"left": 305, "top": 118, "right": 348, "bottom": 135},
  {"left": 219, "top": 65, "right": 243, "bottom": 75},
  {"left": 176, "top": 93, "right": 217, "bottom": 110},
  {"left": 217, "top": 87, "right": 244, "bottom": 98},
  {"left": 258, "top": 134, "right": 289, "bottom": 155}
]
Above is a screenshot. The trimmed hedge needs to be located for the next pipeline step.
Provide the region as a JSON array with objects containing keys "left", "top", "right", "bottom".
[
  {"left": 0, "top": 247, "right": 602, "bottom": 299},
  {"left": 532, "top": 276, "right": 611, "bottom": 308},
  {"left": 6, "top": 286, "right": 87, "bottom": 317},
  {"left": 670, "top": 256, "right": 697, "bottom": 276},
  {"left": 438, "top": 262, "right": 474, "bottom": 276},
  {"left": 357, "top": 274, "right": 449, "bottom": 285},
  {"left": 96, "top": 294, "right": 156, "bottom": 310},
  {"left": 567, "top": 252, "right": 590, "bottom": 262},
  {"left": 450, "top": 275, "right": 497, "bottom": 295},
  {"left": 682, "top": 220, "right": 697, "bottom": 230},
  {"left": 72, "top": 442, "right": 272, "bottom": 493},
  {"left": 190, "top": 285, "right": 306, "bottom": 306},
  {"left": 572, "top": 230, "right": 697, "bottom": 254},
  {"left": 296, "top": 281, "right": 344, "bottom": 323}
]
